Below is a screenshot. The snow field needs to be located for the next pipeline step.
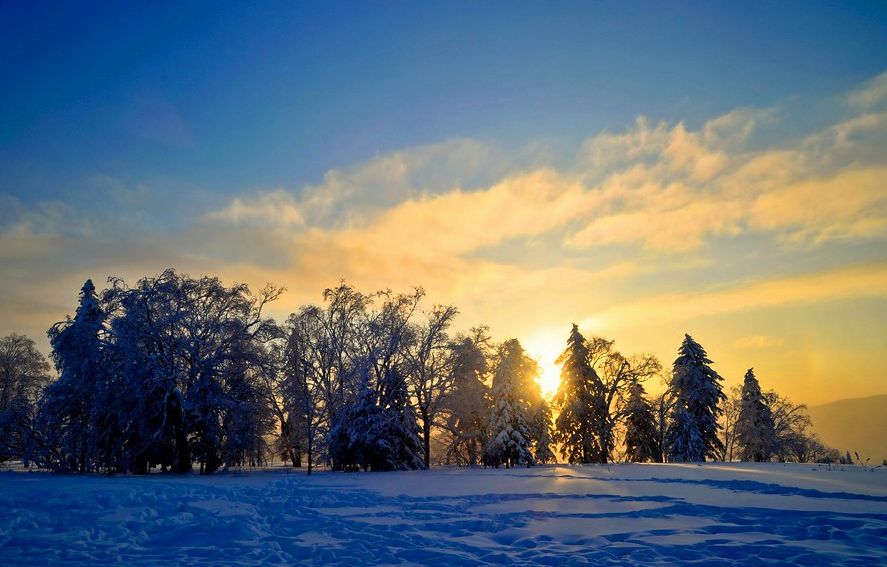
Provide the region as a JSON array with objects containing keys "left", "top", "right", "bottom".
[{"left": 0, "top": 462, "right": 885, "bottom": 565}]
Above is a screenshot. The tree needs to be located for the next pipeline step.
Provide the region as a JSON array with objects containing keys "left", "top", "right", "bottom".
[
  {"left": 441, "top": 327, "right": 492, "bottom": 466},
  {"left": 735, "top": 368, "right": 775, "bottom": 462},
  {"left": 665, "top": 406, "right": 705, "bottom": 463},
  {"left": 531, "top": 399, "right": 557, "bottom": 464},
  {"left": 317, "top": 282, "right": 369, "bottom": 461},
  {"left": 624, "top": 380, "right": 660, "bottom": 463},
  {"left": 553, "top": 325, "right": 661, "bottom": 464},
  {"left": 36, "top": 280, "right": 107, "bottom": 472},
  {"left": 718, "top": 386, "right": 742, "bottom": 461},
  {"left": 329, "top": 288, "right": 425, "bottom": 471},
  {"left": 666, "top": 334, "right": 725, "bottom": 462},
  {"left": 552, "top": 325, "right": 598, "bottom": 463},
  {"left": 0, "top": 334, "right": 51, "bottom": 463},
  {"left": 102, "top": 270, "right": 281, "bottom": 474},
  {"left": 764, "top": 390, "right": 812, "bottom": 462},
  {"left": 652, "top": 390, "right": 677, "bottom": 463},
  {"left": 484, "top": 339, "right": 535, "bottom": 468},
  {"left": 407, "top": 304, "right": 459, "bottom": 468},
  {"left": 275, "top": 308, "right": 328, "bottom": 474},
  {"left": 591, "top": 342, "right": 660, "bottom": 463}
]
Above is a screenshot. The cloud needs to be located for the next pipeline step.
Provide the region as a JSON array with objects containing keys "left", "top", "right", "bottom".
[
  {"left": 203, "top": 189, "right": 305, "bottom": 227},
  {"left": 748, "top": 166, "right": 887, "bottom": 244},
  {"left": 590, "top": 262, "right": 887, "bottom": 329},
  {"left": 3, "top": 70, "right": 887, "bottom": 363},
  {"left": 847, "top": 70, "right": 887, "bottom": 110}
]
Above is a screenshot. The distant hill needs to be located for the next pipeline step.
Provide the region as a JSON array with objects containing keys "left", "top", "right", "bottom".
[{"left": 808, "top": 395, "right": 887, "bottom": 463}]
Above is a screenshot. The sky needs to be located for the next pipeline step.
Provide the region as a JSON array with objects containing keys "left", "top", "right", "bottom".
[{"left": 2, "top": 1, "right": 886, "bottom": 404}]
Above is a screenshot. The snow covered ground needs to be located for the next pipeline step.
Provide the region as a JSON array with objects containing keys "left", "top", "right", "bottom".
[{"left": 1, "top": 463, "right": 885, "bottom": 565}]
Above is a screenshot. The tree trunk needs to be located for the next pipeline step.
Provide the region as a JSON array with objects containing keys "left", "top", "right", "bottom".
[
  {"left": 421, "top": 406, "right": 431, "bottom": 469},
  {"left": 307, "top": 435, "right": 313, "bottom": 476}
]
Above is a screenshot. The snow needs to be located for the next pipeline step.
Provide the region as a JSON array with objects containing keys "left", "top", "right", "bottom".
[{"left": 1, "top": 463, "right": 885, "bottom": 565}]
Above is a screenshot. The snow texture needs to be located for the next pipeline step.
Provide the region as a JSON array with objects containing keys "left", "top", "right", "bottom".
[{"left": 0, "top": 463, "right": 885, "bottom": 565}]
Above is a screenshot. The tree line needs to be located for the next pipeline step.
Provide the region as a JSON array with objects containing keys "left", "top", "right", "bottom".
[{"left": 0, "top": 270, "right": 846, "bottom": 474}]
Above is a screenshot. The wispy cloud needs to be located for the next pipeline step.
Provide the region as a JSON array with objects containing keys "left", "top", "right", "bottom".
[
  {"left": 589, "top": 262, "right": 887, "bottom": 330},
  {"left": 203, "top": 189, "right": 305, "bottom": 227}
]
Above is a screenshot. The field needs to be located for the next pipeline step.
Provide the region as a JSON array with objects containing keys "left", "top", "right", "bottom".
[{"left": 1, "top": 463, "right": 885, "bottom": 565}]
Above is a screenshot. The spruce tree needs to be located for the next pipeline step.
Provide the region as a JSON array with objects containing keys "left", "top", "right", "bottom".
[
  {"left": 552, "top": 325, "right": 598, "bottom": 463},
  {"left": 666, "top": 334, "right": 725, "bottom": 462},
  {"left": 735, "top": 368, "right": 776, "bottom": 462},
  {"left": 485, "top": 339, "right": 534, "bottom": 468},
  {"left": 37, "top": 279, "right": 107, "bottom": 472},
  {"left": 442, "top": 330, "right": 491, "bottom": 465},
  {"left": 665, "top": 406, "right": 705, "bottom": 463},
  {"left": 531, "top": 399, "right": 557, "bottom": 464},
  {"left": 624, "top": 380, "right": 660, "bottom": 463}
]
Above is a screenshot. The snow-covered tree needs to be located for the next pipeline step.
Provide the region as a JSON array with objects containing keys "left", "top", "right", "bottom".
[
  {"left": 764, "top": 390, "right": 812, "bottom": 462},
  {"left": 530, "top": 399, "right": 557, "bottom": 464},
  {"left": 407, "top": 303, "right": 458, "bottom": 468},
  {"left": 553, "top": 325, "right": 661, "bottom": 464},
  {"left": 718, "top": 385, "right": 742, "bottom": 461},
  {"left": 666, "top": 334, "right": 725, "bottom": 462},
  {"left": 36, "top": 280, "right": 107, "bottom": 472},
  {"left": 652, "top": 390, "right": 677, "bottom": 463},
  {"left": 328, "top": 369, "right": 380, "bottom": 471},
  {"left": 0, "top": 334, "right": 51, "bottom": 463},
  {"left": 103, "top": 270, "right": 281, "bottom": 474},
  {"left": 484, "top": 339, "right": 535, "bottom": 468},
  {"left": 552, "top": 325, "right": 598, "bottom": 463},
  {"left": 441, "top": 327, "right": 492, "bottom": 466},
  {"left": 329, "top": 363, "right": 423, "bottom": 472},
  {"left": 270, "top": 308, "right": 328, "bottom": 473},
  {"left": 735, "top": 368, "right": 776, "bottom": 462},
  {"left": 665, "top": 405, "right": 705, "bottom": 463},
  {"left": 317, "top": 282, "right": 369, "bottom": 453},
  {"left": 623, "top": 380, "right": 660, "bottom": 463},
  {"left": 592, "top": 342, "right": 661, "bottom": 463},
  {"left": 329, "top": 289, "right": 424, "bottom": 471}
]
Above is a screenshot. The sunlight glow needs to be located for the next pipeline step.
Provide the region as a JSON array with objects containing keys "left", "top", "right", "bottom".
[{"left": 523, "top": 331, "right": 564, "bottom": 399}]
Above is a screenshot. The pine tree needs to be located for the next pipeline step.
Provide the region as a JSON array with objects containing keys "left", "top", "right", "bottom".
[
  {"left": 384, "top": 367, "right": 425, "bottom": 471},
  {"left": 485, "top": 339, "right": 534, "bottom": 468},
  {"left": 329, "top": 364, "right": 424, "bottom": 472},
  {"left": 666, "top": 334, "right": 725, "bottom": 462},
  {"left": 665, "top": 406, "right": 705, "bottom": 463},
  {"left": 530, "top": 399, "right": 557, "bottom": 464},
  {"left": 624, "top": 380, "right": 660, "bottom": 463},
  {"left": 329, "top": 372, "right": 380, "bottom": 471},
  {"left": 36, "top": 280, "right": 107, "bottom": 472},
  {"left": 735, "top": 368, "right": 776, "bottom": 462},
  {"left": 441, "top": 329, "right": 491, "bottom": 466},
  {"left": 552, "top": 325, "right": 598, "bottom": 463}
]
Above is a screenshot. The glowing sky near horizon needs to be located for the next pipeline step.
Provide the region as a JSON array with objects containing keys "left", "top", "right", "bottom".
[{"left": 2, "top": 2, "right": 886, "bottom": 405}]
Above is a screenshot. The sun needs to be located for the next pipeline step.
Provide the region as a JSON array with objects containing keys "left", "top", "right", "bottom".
[{"left": 523, "top": 332, "right": 563, "bottom": 399}]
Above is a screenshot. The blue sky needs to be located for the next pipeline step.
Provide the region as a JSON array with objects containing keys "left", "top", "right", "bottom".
[
  {"left": 2, "top": 2, "right": 887, "bottom": 403},
  {"left": 3, "top": 1, "right": 886, "bottom": 202}
]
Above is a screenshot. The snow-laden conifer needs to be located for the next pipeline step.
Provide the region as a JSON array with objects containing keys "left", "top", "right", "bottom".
[
  {"left": 666, "top": 334, "right": 725, "bottom": 462},
  {"left": 735, "top": 368, "right": 776, "bottom": 462},
  {"left": 624, "top": 380, "right": 660, "bottom": 463},
  {"left": 552, "top": 325, "right": 598, "bottom": 463},
  {"left": 36, "top": 280, "right": 106, "bottom": 472},
  {"left": 485, "top": 339, "right": 535, "bottom": 468}
]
